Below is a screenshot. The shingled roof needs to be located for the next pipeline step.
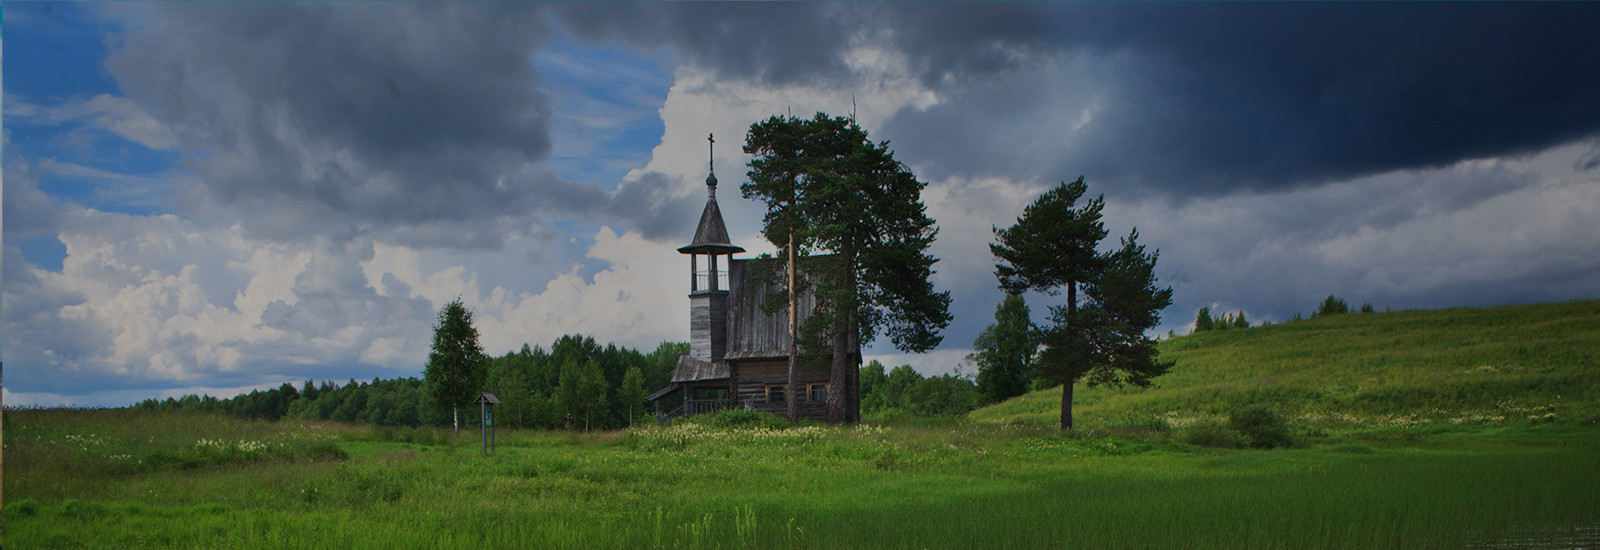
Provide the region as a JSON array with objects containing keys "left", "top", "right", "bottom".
[{"left": 677, "top": 190, "right": 744, "bottom": 255}]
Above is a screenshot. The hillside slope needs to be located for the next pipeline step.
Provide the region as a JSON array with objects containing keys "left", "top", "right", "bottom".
[{"left": 970, "top": 299, "right": 1600, "bottom": 433}]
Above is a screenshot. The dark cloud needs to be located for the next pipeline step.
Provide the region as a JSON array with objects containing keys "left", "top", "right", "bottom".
[
  {"left": 551, "top": 3, "right": 1065, "bottom": 89},
  {"left": 607, "top": 171, "right": 704, "bottom": 241},
  {"left": 550, "top": 3, "right": 1600, "bottom": 198},
  {"left": 2, "top": 158, "right": 67, "bottom": 238},
  {"left": 99, "top": 3, "right": 560, "bottom": 247},
  {"left": 881, "top": 3, "right": 1600, "bottom": 197},
  {"left": 1578, "top": 142, "right": 1600, "bottom": 173},
  {"left": 550, "top": 3, "right": 859, "bottom": 88},
  {"left": 90, "top": 3, "right": 744, "bottom": 249},
  {"left": 92, "top": 2, "right": 1600, "bottom": 250}
]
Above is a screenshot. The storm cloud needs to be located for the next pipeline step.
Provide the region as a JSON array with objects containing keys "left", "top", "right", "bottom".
[
  {"left": 557, "top": 3, "right": 1600, "bottom": 196},
  {"left": 882, "top": 3, "right": 1600, "bottom": 197},
  {"left": 90, "top": 2, "right": 1600, "bottom": 242}
]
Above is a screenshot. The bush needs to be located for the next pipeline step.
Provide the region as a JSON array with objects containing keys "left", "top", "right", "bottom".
[
  {"left": 1229, "top": 405, "right": 1295, "bottom": 449},
  {"left": 865, "top": 407, "right": 909, "bottom": 423},
  {"left": 688, "top": 409, "right": 791, "bottom": 430},
  {"left": 8, "top": 498, "right": 40, "bottom": 518},
  {"left": 1181, "top": 419, "right": 1247, "bottom": 449},
  {"left": 59, "top": 499, "right": 108, "bottom": 520},
  {"left": 1106, "top": 413, "right": 1173, "bottom": 435}
]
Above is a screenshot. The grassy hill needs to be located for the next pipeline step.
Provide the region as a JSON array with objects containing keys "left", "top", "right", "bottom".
[
  {"left": 972, "top": 299, "right": 1600, "bottom": 434},
  {"left": 5, "top": 300, "right": 1597, "bottom": 548}
]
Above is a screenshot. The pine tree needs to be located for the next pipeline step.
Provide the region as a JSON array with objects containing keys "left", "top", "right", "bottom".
[
  {"left": 1194, "top": 306, "right": 1214, "bottom": 333},
  {"left": 743, "top": 113, "right": 952, "bottom": 424},
  {"left": 992, "top": 177, "right": 1174, "bottom": 430},
  {"left": 1315, "top": 295, "right": 1350, "bottom": 317}
]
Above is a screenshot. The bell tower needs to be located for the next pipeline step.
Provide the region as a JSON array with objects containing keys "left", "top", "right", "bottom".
[{"left": 677, "top": 134, "right": 744, "bottom": 362}]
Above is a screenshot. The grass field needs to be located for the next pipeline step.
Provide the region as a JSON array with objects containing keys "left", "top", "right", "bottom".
[
  {"left": 974, "top": 299, "right": 1600, "bottom": 434},
  {"left": 6, "top": 300, "right": 1599, "bottom": 548}
]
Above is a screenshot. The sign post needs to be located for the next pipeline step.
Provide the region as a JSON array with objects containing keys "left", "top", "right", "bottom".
[{"left": 474, "top": 392, "right": 501, "bottom": 456}]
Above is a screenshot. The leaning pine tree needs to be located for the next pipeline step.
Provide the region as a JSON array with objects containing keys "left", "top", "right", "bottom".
[
  {"left": 743, "top": 113, "right": 952, "bottom": 425},
  {"left": 424, "top": 298, "right": 488, "bottom": 434},
  {"left": 991, "top": 177, "right": 1174, "bottom": 430}
]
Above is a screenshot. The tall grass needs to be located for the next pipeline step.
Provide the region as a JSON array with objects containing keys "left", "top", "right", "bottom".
[{"left": 7, "top": 409, "right": 1599, "bottom": 548}]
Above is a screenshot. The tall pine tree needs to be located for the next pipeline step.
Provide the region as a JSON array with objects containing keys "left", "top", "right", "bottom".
[
  {"left": 743, "top": 113, "right": 952, "bottom": 424},
  {"left": 992, "top": 177, "right": 1174, "bottom": 430}
]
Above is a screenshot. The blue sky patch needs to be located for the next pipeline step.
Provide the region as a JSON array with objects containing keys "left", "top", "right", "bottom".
[
  {"left": 13, "top": 234, "right": 67, "bottom": 272},
  {"left": 535, "top": 33, "right": 673, "bottom": 189},
  {"left": 3, "top": 2, "right": 122, "bottom": 101}
]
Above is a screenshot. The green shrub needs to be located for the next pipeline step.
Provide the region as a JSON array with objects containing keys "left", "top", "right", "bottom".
[
  {"left": 1229, "top": 405, "right": 1295, "bottom": 449},
  {"left": 1106, "top": 413, "right": 1173, "bottom": 435},
  {"left": 865, "top": 407, "right": 909, "bottom": 423},
  {"left": 8, "top": 498, "right": 40, "bottom": 518},
  {"left": 1181, "top": 419, "right": 1247, "bottom": 448},
  {"left": 59, "top": 499, "right": 108, "bottom": 520},
  {"left": 689, "top": 409, "right": 791, "bottom": 430},
  {"left": 407, "top": 426, "right": 440, "bottom": 446}
]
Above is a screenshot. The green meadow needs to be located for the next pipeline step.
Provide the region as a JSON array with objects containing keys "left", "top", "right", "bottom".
[{"left": 6, "top": 300, "right": 1599, "bottom": 548}]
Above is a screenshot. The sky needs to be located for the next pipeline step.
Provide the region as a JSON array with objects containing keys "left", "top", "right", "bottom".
[{"left": 5, "top": 2, "right": 1600, "bottom": 407}]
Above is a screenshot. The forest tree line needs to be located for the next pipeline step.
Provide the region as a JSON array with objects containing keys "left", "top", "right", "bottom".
[
  {"left": 135, "top": 335, "right": 685, "bottom": 430},
  {"left": 132, "top": 335, "right": 982, "bottom": 428}
]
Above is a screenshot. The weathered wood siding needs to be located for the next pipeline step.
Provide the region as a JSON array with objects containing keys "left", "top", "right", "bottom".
[
  {"left": 688, "top": 291, "right": 729, "bottom": 361},
  {"left": 726, "top": 258, "right": 818, "bottom": 359}
]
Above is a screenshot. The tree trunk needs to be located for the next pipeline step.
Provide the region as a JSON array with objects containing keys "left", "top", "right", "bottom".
[
  {"left": 453, "top": 406, "right": 459, "bottom": 435},
  {"left": 786, "top": 231, "right": 799, "bottom": 425},
  {"left": 826, "top": 319, "right": 851, "bottom": 425},
  {"left": 1060, "top": 380, "right": 1074, "bottom": 430},
  {"left": 847, "top": 321, "right": 860, "bottom": 423},
  {"left": 1061, "top": 282, "right": 1078, "bottom": 431},
  {"left": 825, "top": 253, "right": 861, "bottom": 426}
]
